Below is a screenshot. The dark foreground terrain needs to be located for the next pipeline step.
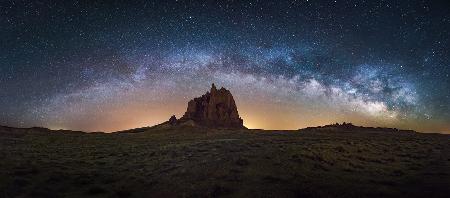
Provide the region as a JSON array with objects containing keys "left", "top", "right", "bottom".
[{"left": 1, "top": 126, "right": 449, "bottom": 197}]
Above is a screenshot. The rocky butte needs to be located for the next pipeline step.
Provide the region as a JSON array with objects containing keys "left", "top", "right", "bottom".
[{"left": 167, "top": 84, "right": 246, "bottom": 129}]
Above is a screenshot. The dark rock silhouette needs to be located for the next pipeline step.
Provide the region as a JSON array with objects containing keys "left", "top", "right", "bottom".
[
  {"left": 176, "top": 83, "right": 245, "bottom": 129},
  {"left": 168, "top": 115, "right": 177, "bottom": 126},
  {"left": 300, "top": 122, "right": 416, "bottom": 133}
]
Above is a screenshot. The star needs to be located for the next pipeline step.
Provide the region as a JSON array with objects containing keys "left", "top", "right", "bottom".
[{"left": 0, "top": 0, "right": 448, "bottom": 133}]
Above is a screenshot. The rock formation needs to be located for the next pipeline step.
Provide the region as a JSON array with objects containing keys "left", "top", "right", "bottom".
[
  {"left": 168, "top": 115, "right": 177, "bottom": 126},
  {"left": 174, "top": 83, "right": 245, "bottom": 129},
  {"left": 300, "top": 122, "right": 416, "bottom": 133}
]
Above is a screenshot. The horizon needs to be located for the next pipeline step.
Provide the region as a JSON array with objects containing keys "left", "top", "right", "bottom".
[
  {"left": 1, "top": 1, "right": 449, "bottom": 133},
  {"left": 0, "top": 119, "right": 429, "bottom": 134},
  {"left": 2, "top": 83, "right": 449, "bottom": 134},
  {"left": 1, "top": 83, "right": 447, "bottom": 134}
]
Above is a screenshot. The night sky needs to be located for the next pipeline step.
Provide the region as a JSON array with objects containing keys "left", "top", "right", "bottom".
[{"left": 1, "top": 0, "right": 449, "bottom": 133}]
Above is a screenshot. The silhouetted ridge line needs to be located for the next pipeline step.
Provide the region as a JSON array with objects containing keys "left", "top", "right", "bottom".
[{"left": 300, "top": 122, "right": 416, "bottom": 133}]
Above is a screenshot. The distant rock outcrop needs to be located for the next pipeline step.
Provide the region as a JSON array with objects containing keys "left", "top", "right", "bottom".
[
  {"left": 300, "top": 122, "right": 416, "bottom": 133},
  {"left": 174, "top": 83, "right": 245, "bottom": 129},
  {"left": 168, "top": 115, "right": 178, "bottom": 126}
]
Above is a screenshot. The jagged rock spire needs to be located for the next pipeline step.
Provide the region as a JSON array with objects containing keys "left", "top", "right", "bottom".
[{"left": 177, "top": 83, "right": 245, "bottom": 129}]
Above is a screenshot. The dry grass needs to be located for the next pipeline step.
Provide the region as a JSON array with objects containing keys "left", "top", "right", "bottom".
[{"left": 0, "top": 126, "right": 449, "bottom": 197}]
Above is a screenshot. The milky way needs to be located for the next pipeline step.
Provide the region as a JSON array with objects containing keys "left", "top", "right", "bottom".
[{"left": 1, "top": 0, "right": 449, "bottom": 132}]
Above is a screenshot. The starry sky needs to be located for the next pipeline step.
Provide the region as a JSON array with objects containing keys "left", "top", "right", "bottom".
[{"left": 1, "top": 0, "right": 449, "bottom": 133}]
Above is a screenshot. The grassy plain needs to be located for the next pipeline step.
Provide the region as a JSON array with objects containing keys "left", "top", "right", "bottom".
[{"left": 1, "top": 126, "right": 449, "bottom": 197}]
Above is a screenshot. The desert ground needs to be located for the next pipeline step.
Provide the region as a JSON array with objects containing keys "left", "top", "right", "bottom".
[{"left": 1, "top": 125, "right": 449, "bottom": 197}]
